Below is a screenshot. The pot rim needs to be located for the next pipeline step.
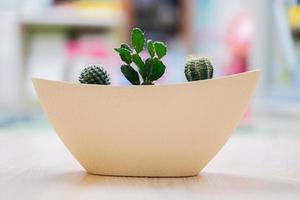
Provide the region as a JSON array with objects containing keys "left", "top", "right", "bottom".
[{"left": 32, "top": 70, "right": 261, "bottom": 88}]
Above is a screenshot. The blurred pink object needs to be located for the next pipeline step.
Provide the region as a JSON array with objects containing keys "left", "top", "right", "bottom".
[
  {"left": 81, "top": 39, "right": 110, "bottom": 59},
  {"left": 65, "top": 40, "right": 80, "bottom": 58},
  {"left": 225, "top": 14, "right": 255, "bottom": 75},
  {"left": 226, "top": 14, "right": 255, "bottom": 57},
  {"left": 65, "top": 39, "right": 111, "bottom": 59},
  {"left": 225, "top": 55, "right": 247, "bottom": 75}
]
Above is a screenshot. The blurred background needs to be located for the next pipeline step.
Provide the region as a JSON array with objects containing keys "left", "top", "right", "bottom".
[{"left": 0, "top": 0, "right": 299, "bottom": 133}]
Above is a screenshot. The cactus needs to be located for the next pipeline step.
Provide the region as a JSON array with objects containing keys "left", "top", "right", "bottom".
[
  {"left": 114, "top": 27, "right": 167, "bottom": 85},
  {"left": 79, "top": 65, "right": 111, "bottom": 85},
  {"left": 185, "top": 56, "right": 214, "bottom": 81}
]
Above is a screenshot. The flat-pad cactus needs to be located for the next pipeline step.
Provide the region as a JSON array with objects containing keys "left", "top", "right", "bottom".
[{"left": 115, "top": 27, "right": 167, "bottom": 85}]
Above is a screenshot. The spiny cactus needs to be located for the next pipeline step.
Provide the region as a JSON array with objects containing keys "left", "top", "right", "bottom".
[
  {"left": 114, "top": 27, "right": 167, "bottom": 85},
  {"left": 185, "top": 56, "right": 214, "bottom": 81},
  {"left": 79, "top": 65, "right": 111, "bottom": 85}
]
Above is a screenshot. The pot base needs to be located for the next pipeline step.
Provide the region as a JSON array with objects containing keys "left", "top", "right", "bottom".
[{"left": 87, "top": 171, "right": 199, "bottom": 178}]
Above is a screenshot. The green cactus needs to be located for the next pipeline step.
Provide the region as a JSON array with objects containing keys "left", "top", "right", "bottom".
[
  {"left": 79, "top": 65, "right": 111, "bottom": 85},
  {"left": 185, "top": 56, "right": 214, "bottom": 81},
  {"left": 114, "top": 27, "right": 167, "bottom": 85}
]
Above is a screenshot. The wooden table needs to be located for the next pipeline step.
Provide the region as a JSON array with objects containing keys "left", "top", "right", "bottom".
[{"left": 0, "top": 129, "right": 299, "bottom": 200}]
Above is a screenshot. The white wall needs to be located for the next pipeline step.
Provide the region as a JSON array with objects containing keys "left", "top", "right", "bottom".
[{"left": 0, "top": 12, "right": 23, "bottom": 111}]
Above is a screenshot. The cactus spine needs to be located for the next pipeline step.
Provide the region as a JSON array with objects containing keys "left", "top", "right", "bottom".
[
  {"left": 79, "top": 65, "right": 111, "bottom": 85},
  {"left": 185, "top": 57, "right": 214, "bottom": 81}
]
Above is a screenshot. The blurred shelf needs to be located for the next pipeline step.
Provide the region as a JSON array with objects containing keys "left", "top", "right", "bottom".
[{"left": 19, "top": 8, "right": 123, "bottom": 28}]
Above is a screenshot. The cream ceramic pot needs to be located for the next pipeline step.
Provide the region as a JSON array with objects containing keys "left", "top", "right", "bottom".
[{"left": 33, "top": 70, "right": 260, "bottom": 177}]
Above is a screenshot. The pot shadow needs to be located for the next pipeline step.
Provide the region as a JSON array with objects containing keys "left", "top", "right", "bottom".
[{"left": 51, "top": 170, "right": 300, "bottom": 195}]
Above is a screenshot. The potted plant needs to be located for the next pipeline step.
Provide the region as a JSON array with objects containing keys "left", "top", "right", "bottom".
[{"left": 33, "top": 28, "right": 260, "bottom": 177}]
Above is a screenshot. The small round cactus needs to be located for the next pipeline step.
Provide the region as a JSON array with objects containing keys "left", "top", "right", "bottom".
[
  {"left": 184, "top": 56, "right": 214, "bottom": 81},
  {"left": 79, "top": 65, "right": 111, "bottom": 85}
]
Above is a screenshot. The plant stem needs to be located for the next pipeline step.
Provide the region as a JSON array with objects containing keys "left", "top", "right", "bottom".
[{"left": 141, "top": 81, "right": 154, "bottom": 85}]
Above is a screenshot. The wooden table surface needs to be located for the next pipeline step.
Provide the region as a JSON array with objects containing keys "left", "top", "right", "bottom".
[{"left": 0, "top": 129, "right": 299, "bottom": 200}]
